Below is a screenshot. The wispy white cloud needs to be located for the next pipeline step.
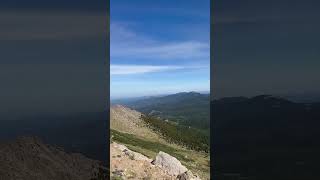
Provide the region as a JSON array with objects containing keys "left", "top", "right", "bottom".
[
  {"left": 111, "top": 64, "right": 208, "bottom": 75},
  {"left": 110, "top": 64, "right": 185, "bottom": 75},
  {"left": 110, "top": 22, "right": 209, "bottom": 61}
]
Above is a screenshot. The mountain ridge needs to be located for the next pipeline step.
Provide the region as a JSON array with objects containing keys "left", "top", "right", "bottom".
[{"left": 114, "top": 92, "right": 210, "bottom": 130}]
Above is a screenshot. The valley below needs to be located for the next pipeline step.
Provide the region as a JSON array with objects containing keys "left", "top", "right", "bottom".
[{"left": 110, "top": 104, "right": 210, "bottom": 180}]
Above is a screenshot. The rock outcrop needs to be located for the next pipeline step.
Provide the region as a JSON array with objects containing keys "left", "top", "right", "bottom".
[
  {"left": 112, "top": 142, "right": 151, "bottom": 162},
  {"left": 111, "top": 142, "right": 172, "bottom": 179},
  {"left": 110, "top": 142, "right": 201, "bottom": 180},
  {"left": 153, "top": 151, "right": 188, "bottom": 176}
]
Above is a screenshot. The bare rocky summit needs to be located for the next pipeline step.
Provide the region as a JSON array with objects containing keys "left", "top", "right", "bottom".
[{"left": 0, "top": 137, "right": 107, "bottom": 180}]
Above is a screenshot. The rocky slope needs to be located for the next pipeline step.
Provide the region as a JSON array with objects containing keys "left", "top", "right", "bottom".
[
  {"left": 110, "top": 105, "right": 205, "bottom": 179},
  {"left": 0, "top": 137, "right": 107, "bottom": 180},
  {"left": 110, "top": 105, "right": 165, "bottom": 143},
  {"left": 110, "top": 142, "right": 200, "bottom": 180}
]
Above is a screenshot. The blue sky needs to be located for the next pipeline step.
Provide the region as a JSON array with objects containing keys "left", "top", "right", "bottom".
[{"left": 110, "top": 0, "right": 210, "bottom": 99}]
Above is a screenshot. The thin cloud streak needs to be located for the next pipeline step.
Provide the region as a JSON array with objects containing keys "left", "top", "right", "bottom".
[
  {"left": 111, "top": 64, "right": 208, "bottom": 75},
  {"left": 110, "top": 22, "right": 209, "bottom": 61},
  {"left": 110, "top": 65, "right": 185, "bottom": 75}
]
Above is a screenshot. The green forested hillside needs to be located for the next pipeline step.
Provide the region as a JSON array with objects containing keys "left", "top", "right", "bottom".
[
  {"left": 141, "top": 115, "right": 209, "bottom": 152},
  {"left": 120, "top": 92, "right": 210, "bottom": 130}
]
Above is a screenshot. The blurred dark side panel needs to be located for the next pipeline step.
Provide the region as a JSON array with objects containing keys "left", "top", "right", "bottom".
[
  {"left": 0, "top": 0, "right": 109, "bottom": 179},
  {"left": 212, "top": 0, "right": 320, "bottom": 179}
]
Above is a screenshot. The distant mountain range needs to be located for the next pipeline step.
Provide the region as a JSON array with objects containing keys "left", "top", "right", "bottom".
[
  {"left": 212, "top": 94, "right": 320, "bottom": 180},
  {"left": 113, "top": 92, "right": 210, "bottom": 130}
]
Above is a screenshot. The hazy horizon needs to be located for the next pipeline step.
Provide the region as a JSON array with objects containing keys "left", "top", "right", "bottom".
[{"left": 111, "top": 90, "right": 210, "bottom": 100}]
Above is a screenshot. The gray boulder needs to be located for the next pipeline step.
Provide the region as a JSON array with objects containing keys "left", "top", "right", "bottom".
[{"left": 153, "top": 151, "right": 188, "bottom": 176}]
